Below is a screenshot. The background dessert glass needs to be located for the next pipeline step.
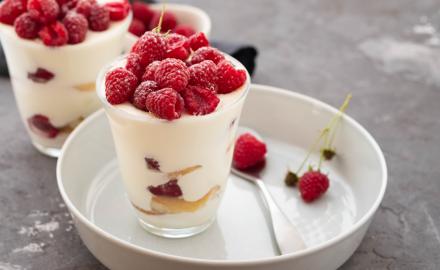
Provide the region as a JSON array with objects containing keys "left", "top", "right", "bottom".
[
  {"left": 0, "top": 14, "right": 131, "bottom": 157},
  {"left": 97, "top": 55, "right": 250, "bottom": 238}
]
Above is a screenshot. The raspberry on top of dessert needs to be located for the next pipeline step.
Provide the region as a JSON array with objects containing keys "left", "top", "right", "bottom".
[
  {"left": 0, "top": 0, "right": 130, "bottom": 46},
  {"left": 104, "top": 30, "right": 248, "bottom": 121}
]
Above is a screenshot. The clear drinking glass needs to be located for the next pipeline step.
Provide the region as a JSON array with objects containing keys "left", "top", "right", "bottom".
[
  {"left": 0, "top": 15, "right": 131, "bottom": 157},
  {"left": 97, "top": 55, "right": 250, "bottom": 238}
]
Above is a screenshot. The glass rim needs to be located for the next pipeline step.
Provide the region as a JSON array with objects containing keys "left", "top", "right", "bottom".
[{"left": 96, "top": 52, "right": 251, "bottom": 123}]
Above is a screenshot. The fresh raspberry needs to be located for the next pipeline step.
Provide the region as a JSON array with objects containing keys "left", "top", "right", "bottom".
[
  {"left": 165, "top": 33, "right": 190, "bottom": 60},
  {"left": 0, "top": 0, "right": 27, "bottom": 25},
  {"left": 141, "top": 60, "right": 159, "bottom": 81},
  {"left": 182, "top": 85, "right": 219, "bottom": 115},
  {"left": 298, "top": 171, "right": 329, "bottom": 202},
  {"left": 145, "top": 88, "right": 184, "bottom": 120},
  {"left": 88, "top": 4, "right": 109, "bottom": 31},
  {"left": 125, "top": 53, "right": 143, "bottom": 79},
  {"left": 173, "top": 24, "right": 195, "bottom": 37},
  {"left": 128, "top": 18, "right": 145, "bottom": 37},
  {"left": 27, "top": 114, "right": 60, "bottom": 138},
  {"left": 131, "top": 31, "right": 166, "bottom": 66},
  {"left": 105, "top": 67, "right": 138, "bottom": 104},
  {"left": 104, "top": 0, "right": 129, "bottom": 21},
  {"left": 233, "top": 133, "right": 267, "bottom": 170},
  {"left": 14, "top": 12, "right": 41, "bottom": 39},
  {"left": 154, "top": 58, "right": 189, "bottom": 92},
  {"left": 58, "top": 0, "right": 78, "bottom": 19},
  {"left": 190, "top": 47, "right": 225, "bottom": 65},
  {"left": 75, "top": 0, "right": 95, "bottom": 17},
  {"left": 189, "top": 32, "right": 209, "bottom": 51},
  {"left": 28, "top": 67, "right": 55, "bottom": 83},
  {"left": 188, "top": 60, "right": 217, "bottom": 91},
  {"left": 38, "top": 21, "right": 68, "bottom": 46},
  {"left": 216, "top": 60, "right": 247, "bottom": 94},
  {"left": 27, "top": 0, "right": 60, "bottom": 23},
  {"left": 132, "top": 80, "right": 158, "bottom": 111},
  {"left": 62, "top": 11, "right": 88, "bottom": 44},
  {"left": 148, "top": 179, "right": 182, "bottom": 197},
  {"left": 149, "top": 10, "right": 177, "bottom": 32},
  {"left": 131, "top": 1, "right": 153, "bottom": 26}
]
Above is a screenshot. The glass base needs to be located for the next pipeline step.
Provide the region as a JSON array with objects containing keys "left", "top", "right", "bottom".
[
  {"left": 138, "top": 218, "right": 214, "bottom": 239},
  {"left": 32, "top": 142, "right": 61, "bottom": 158}
]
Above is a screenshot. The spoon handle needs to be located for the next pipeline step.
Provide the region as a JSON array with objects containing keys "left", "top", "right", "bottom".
[{"left": 255, "top": 179, "right": 306, "bottom": 254}]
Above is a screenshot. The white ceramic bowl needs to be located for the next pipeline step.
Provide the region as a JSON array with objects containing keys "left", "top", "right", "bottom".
[
  {"left": 57, "top": 84, "right": 387, "bottom": 270},
  {"left": 125, "top": 3, "right": 211, "bottom": 50}
]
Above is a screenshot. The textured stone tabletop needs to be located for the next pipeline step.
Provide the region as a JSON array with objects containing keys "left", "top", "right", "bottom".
[{"left": 1, "top": 0, "right": 440, "bottom": 269}]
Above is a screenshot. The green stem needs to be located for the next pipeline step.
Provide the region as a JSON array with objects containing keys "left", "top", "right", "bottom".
[{"left": 295, "top": 128, "right": 329, "bottom": 175}]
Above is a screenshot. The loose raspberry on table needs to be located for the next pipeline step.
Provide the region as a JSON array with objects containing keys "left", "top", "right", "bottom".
[
  {"left": 14, "top": 12, "right": 41, "bottom": 39},
  {"left": 182, "top": 85, "right": 219, "bottom": 115},
  {"left": 190, "top": 47, "right": 225, "bottom": 65},
  {"left": 38, "top": 21, "right": 68, "bottom": 46},
  {"left": 298, "top": 171, "right": 329, "bottom": 202},
  {"left": 189, "top": 32, "right": 209, "bottom": 51},
  {"left": 173, "top": 24, "right": 195, "bottom": 37},
  {"left": 216, "top": 60, "right": 247, "bottom": 94},
  {"left": 125, "top": 52, "right": 143, "bottom": 79},
  {"left": 141, "top": 60, "right": 159, "bottom": 81},
  {"left": 27, "top": 0, "right": 60, "bottom": 23},
  {"left": 131, "top": 31, "right": 166, "bottom": 66},
  {"left": 132, "top": 80, "right": 158, "bottom": 111},
  {"left": 128, "top": 18, "right": 145, "bottom": 37},
  {"left": 188, "top": 60, "right": 217, "bottom": 91},
  {"left": 154, "top": 58, "right": 189, "bottom": 92},
  {"left": 145, "top": 88, "right": 184, "bottom": 120},
  {"left": 27, "top": 114, "right": 60, "bottom": 138},
  {"left": 27, "top": 67, "right": 54, "bottom": 83},
  {"left": 75, "top": 0, "right": 95, "bottom": 17},
  {"left": 132, "top": 1, "right": 154, "bottom": 26},
  {"left": 105, "top": 0, "right": 129, "bottom": 21},
  {"left": 62, "top": 11, "right": 88, "bottom": 44},
  {"left": 88, "top": 4, "right": 109, "bottom": 31},
  {"left": 149, "top": 10, "right": 176, "bottom": 32},
  {"left": 148, "top": 179, "right": 182, "bottom": 197},
  {"left": 105, "top": 67, "right": 138, "bottom": 104},
  {"left": 0, "top": 0, "right": 27, "bottom": 25},
  {"left": 233, "top": 133, "right": 267, "bottom": 170}
]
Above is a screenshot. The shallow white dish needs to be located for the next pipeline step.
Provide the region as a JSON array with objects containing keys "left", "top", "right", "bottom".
[
  {"left": 57, "top": 84, "right": 387, "bottom": 270},
  {"left": 125, "top": 3, "right": 211, "bottom": 51}
]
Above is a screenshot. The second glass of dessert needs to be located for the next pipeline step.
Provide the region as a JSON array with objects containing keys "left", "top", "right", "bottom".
[
  {"left": 97, "top": 30, "right": 250, "bottom": 238},
  {"left": 0, "top": 0, "right": 131, "bottom": 157}
]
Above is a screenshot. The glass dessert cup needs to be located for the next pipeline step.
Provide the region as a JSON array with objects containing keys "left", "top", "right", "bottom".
[
  {"left": 0, "top": 14, "right": 131, "bottom": 157},
  {"left": 97, "top": 55, "right": 250, "bottom": 238}
]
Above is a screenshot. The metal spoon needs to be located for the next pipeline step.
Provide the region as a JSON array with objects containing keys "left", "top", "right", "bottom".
[{"left": 231, "top": 129, "right": 306, "bottom": 255}]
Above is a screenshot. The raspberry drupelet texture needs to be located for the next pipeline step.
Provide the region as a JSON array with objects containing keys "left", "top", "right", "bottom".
[
  {"left": 189, "top": 32, "right": 209, "bottom": 51},
  {"left": 182, "top": 85, "right": 219, "bottom": 115},
  {"left": 154, "top": 58, "right": 189, "bottom": 92},
  {"left": 0, "top": 0, "right": 27, "bottom": 25},
  {"left": 165, "top": 33, "right": 190, "bottom": 60},
  {"left": 298, "top": 171, "right": 329, "bottom": 202},
  {"left": 105, "top": 68, "right": 138, "bottom": 105},
  {"left": 38, "top": 21, "right": 68, "bottom": 46},
  {"left": 188, "top": 60, "right": 217, "bottom": 91},
  {"left": 62, "top": 11, "right": 88, "bottom": 44},
  {"left": 233, "top": 133, "right": 267, "bottom": 170},
  {"left": 14, "top": 11, "right": 41, "bottom": 39},
  {"left": 125, "top": 53, "right": 144, "bottom": 79},
  {"left": 216, "top": 60, "right": 247, "bottom": 94},
  {"left": 142, "top": 60, "right": 160, "bottom": 81},
  {"left": 145, "top": 88, "right": 184, "bottom": 120},
  {"left": 75, "top": 0, "right": 95, "bottom": 17},
  {"left": 190, "top": 47, "right": 225, "bottom": 65},
  {"left": 27, "top": 0, "right": 60, "bottom": 23},
  {"left": 132, "top": 80, "right": 158, "bottom": 111},
  {"left": 88, "top": 3, "right": 109, "bottom": 31},
  {"left": 131, "top": 31, "right": 166, "bottom": 66}
]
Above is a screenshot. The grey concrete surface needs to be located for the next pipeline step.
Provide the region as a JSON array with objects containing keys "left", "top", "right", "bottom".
[{"left": 1, "top": 0, "right": 440, "bottom": 269}]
